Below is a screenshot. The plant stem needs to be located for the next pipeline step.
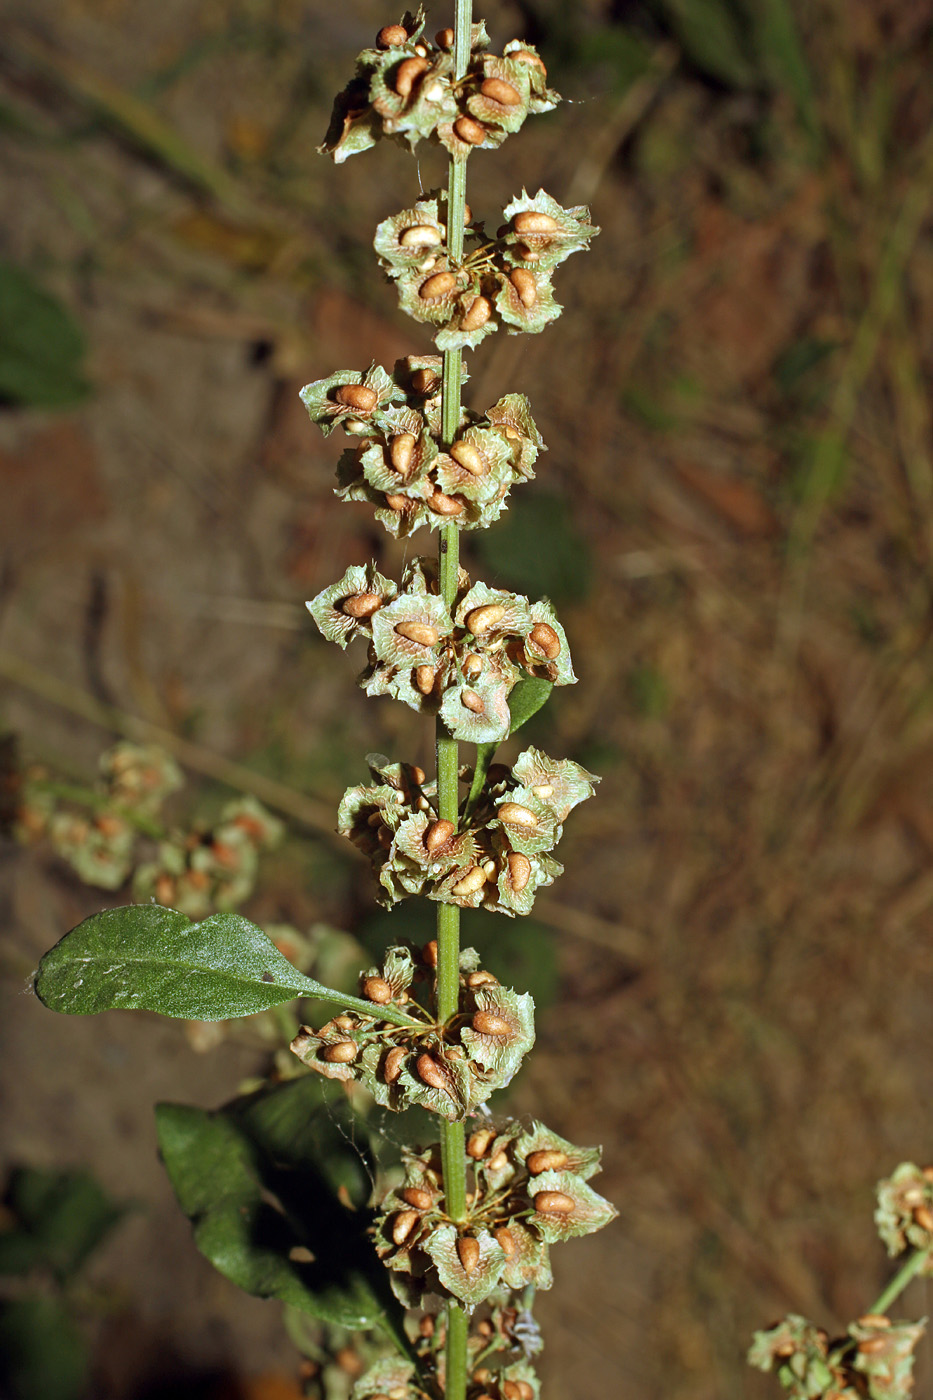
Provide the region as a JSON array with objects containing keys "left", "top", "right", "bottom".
[
  {"left": 435, "top": 5, "right": 472, "bottom": 1399},
  {"left": 868, "top": 1248, "right": 929, "bottom": 1316}
]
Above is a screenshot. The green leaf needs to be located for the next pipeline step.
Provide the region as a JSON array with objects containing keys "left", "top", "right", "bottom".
[
  {"left": 0, "top": 1297, "right": 89, "bottom": 1400},
  {"left": 34, "top": 905, "right": 418, "bottom": 1027},
  {"left": 465, "top": 677, "right": 554, "bottom": 819},
  {"left": 156, "top": 1081, "right": 407, "bottom": 1336},
  {"left": 0, "top": 262, "right": 90, "bottom": 408},
  {"left": 0, "top": 1167, "right": 124, "bottom": 1283}
]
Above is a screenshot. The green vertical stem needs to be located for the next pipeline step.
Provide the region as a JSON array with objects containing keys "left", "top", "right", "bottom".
[{"left": 436, "top": 5, "right": 472, "bottom": 1399}]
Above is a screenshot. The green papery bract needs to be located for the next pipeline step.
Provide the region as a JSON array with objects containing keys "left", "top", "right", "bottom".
[
  {"left": 423, "top": 1225, "right": 507, "bottom": 1307},
  {"left": 466, "top": 54, "right": 533, "bottom": 133},
  {"left": 494, "top": 786, "right": 561, "bottom": 856},
  {"left": 496, "top": 266, "right": 561, "bottom": 334},
  {"left": 369, "top": 53, "right": 458, "bottom": 145},
  {"left": 501, "top": 188, "right": 600, "bottom": 270},
  {"left": 512, "top": 747, "right": 600, "bottom": 822},
  {"left": 370, "top": 592, "right": 452, "bottom": 669},
  {"left": 489, "top": 842, "right": 560, "bottom": 917},
  {"left": 456, "top": 580, "right": 532, "bottom": 637},
  {"left": 484, "top": 392, "right": 544, "bottom": 478},
  {"left": 436, "top": 116, "right": 510, "bottom": 159},
  {"left": 434, "top": 427, "right": 514, "bottom": 501},
  {"left": 352, "top": 1357, "right": 418, "bottom": 1400},
  {"left": 502, "top": 39, "right": 558, "bottom": 110},
  {"left": 514, "top": 1120, "right": 603, "bottom": 1182},
  {"left": 306, "top": 563, "right": 398, "bottom": 650},
  {"left": 439, "top": 669, "right": 513, "bottom": 745},
  {"left": 849, "top": 1317, "right": 926, "bottom": 1398},
  {"left": 299, "top": 365, "right": 405, "bottom": 437},
  {"left": 461, "top": 984, "right": 535, "bottom": 1086},
  {"left": 521, "top": 600, "right": 576, "bottom": 683},
  {"left": 875, "top": 1163, "right": 933, "bottom": 1264},
  {"left": 500, "top": 1220, "right": 553, "bottom": 1292},
  {"left": 528, "top": 1169, "right": 618, "bottom": 1244},
  {"left": 374, "top": 194, "right": 446, "bottom": 276}
]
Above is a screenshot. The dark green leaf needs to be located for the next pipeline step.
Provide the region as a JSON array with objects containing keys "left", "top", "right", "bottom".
[
  {"left": 0, "top": 262, "right": 90, "bottom": 408},
  {"left": 34, "top": 905, "right": 417, "bottom": 1026},
  {"left": 156, "top": 1083, "right": 406, "bottom": 1335},
  {"left": 2, "top": 1168, "right": 124, "bottom": 1283},
  {"left": 464, "top": 678, "right": 552, "bottom": 819},
  {"left": 0, "top": 1297, "right": 89, "bottom": 1400}
]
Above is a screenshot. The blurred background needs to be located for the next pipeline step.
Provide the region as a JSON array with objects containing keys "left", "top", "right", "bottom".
[{"left": 2, "top": 0, "right": 933, "bottom": 1396}]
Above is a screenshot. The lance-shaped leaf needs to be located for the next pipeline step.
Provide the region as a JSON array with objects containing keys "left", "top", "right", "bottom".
[
  {"left": 34, "top": 904, "right": 418, "bottom": 1027},
  {"left": 155, "top": 1080, "right": 399, "bottom": 1332}
]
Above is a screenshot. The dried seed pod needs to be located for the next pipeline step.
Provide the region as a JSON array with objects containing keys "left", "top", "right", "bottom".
[
  {"left": 526, "top": 1148, "right": 569, "bottom": 1174},
  {"left": 494, "top": 1226, "right": 516, "bottom": 1258},
  {"left": 465, "top": 970, "right": 499, "bottom": 988},
  {"left": 341, "top": 591, "right": 383, "bottom": 618},
  {"left": 507, "top": 851, "right": 532, "bottom": 892},
  {"left": 428, "top": 489, "right": 465, "bottom": 516},
  {"left": 411, "top": 367, "right": 440, "bottom": 394},
  {"left": 399, "top": 224, "right": 443, "bottom": 248},
  {"left": 335, "top": 383, "right": 378, "bottom": 412},
  {"left": 456, "top": 1235, "right": 480, "bottom": 1275},
  {"left": 460, "top": 688, "right": 485, "bottom": 714},
  {"left": 454, "top": 115, "right": 487, "bottom": 145},
  {"left": 914, "top": 1205, "right": 933, "bottom": 1231},
  {"left": 383, "top": 1045, "right": 406, "bottom": 1083},
  {"left": 414, "top": 664, "right": 436, "bottom": 694},
  {"left": 467, "top": 1128, "right": 495, "bottom": 1158},
  {"left": 395, "top": 56, "right": 430, "bottom": 97},
  {"left": 513, "top": 210, "right": 560, "bottom": 235},
  {"left": 481, "top": 76, "right": 521, "bottom": 106},
  {"left": 416, "top": 1052, "right": 449, "bottom": 1089},
  {"left": 395, "top": 620, "right": 440, "bottom": 646},
  {"left": 363, "top": 976, "right": 392, "bottom": 1004},
  {"left": 435, "top": 26, "right": 454, "bottom": 47},
  {"left": 451, "top": 440, "right": 487, "bottom": 476},
  {"left": 472, "top": 1010, "right": 513, "bottom": 1037},
  {"left": 384, "top": 492, "right": 411, "bottom": 511},
  {"left": 466, "top": 603, "right": 506, "bottom": 634},
  {"left": 425, "top": 818, "right": 455, "bottom": 853},
  {"left": 391, "top": 1209, "right": 420, "bottom": 1246},
  {"left": 534, "top": 1190, "right": 575, "bottom": 1215},
  {"left": 377, "top": 23, "right": 408, "bottom": 46},
  {"left": 323, "top": 1040, "right": 358, "bottom": 1064},
  {"left": 509, "top": 268, "right": 537, "bottom": 308},
  {"left": 461, "top": 295, "right": 492, "bottom": 330},
  {"left": 452, "top": 865, "right": 487, "bottom": 895},
  {"left": 420, "top": 270, "right": 458, "bottom": 300},
  {"left": 401, "top": 1186, "right": 434, "bottom": 1211},
  {"left": 528, "top": 621, "right": 561, "bottom": 657},
  {"left": 389, "top": 432, "right": 417, "bottom": 473},
  {"left": 498, "top": 802, "right": 539, "bottom": 829}
]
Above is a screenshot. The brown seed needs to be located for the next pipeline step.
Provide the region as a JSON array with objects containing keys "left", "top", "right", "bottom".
[
  {"left": 395, "top": 620, "right": 440, "bottom": 646},
  {"left": 507, "top": 851, "right": 532, "bottom": 892},
  {"left": 435, "top": 26, "right": 454, "bottom": 47},
  {"left": 377, "top": 825, "right": 393, "bottom": 849},
  {"left": 383, "top": 493, "right": 410, "bottom": 512},
  {"left": 335, "top": 383, "right": 378, "bottom": 412},
  {"left": 452, "top": 865, "right": 487, "bottom": 895},
  {"left": 456, "top": 1235, "right": 480, "bottom": 1275},
  {"left": 424, "top": 819, "right": 454, "bottom": 854},
  {"left": 411, "top": 765, "right": 427, "bottom": 784},
  {"left": 462, "top": 652, "right": 483, "bottom": 679},
  {"left": 377, "top": 24, "right": 408, "bottom": 47},
  {"left": 466, "top": 970, "right": 499, "bottom": 988},
  {"left": 389, "top": 432, "right": 417, "bottom": 474},
  {"left": 857, "top": 1336, "right": 890, "bottom": 1355},
  {"left": 363, "top": 976, "right": 392, "bottom": 1004},
  {"left": 526, "top": 1148, "right": 569, "bottom": 1174},
  {"left": 401, "top": 1186, "right": 433, "bottom": 1211},
  {"left": 923, "top": 1165, "right": 933, "bottom": 1181},
  {"left": 419, "top": 1315, "right": 435, "bottom": 1338},
  {"left": 528, "top": 620, "right": 561, "bottom": 658},
  {"left": 509, "top": 47, "right": 547, "bottom": 75},
  {"left": 454, "top": 115, "right": 487, "bottom": 145},
  {"left": 394, "top": 56, "right": 429, "bottom": 97},
  {"left": 502, "top": 1384, "right": 525, "bottom": 1400},
  {"left": 334, "top": 1014, "right": 356, "bottom": 1030},
  {"left": 481, "top": 76, "right": 521, "bottom": 106},
  {"left": 460, "top": 688, "right": 485, "bottom": 715},
  {"left": 383, "top": 1046, "right": 405, "bottom": 1083},
  {"left": 472, "top": 1010, "right": 513, "bottom": 1037},
  {"left": 498, "top": 802, "right": 539, "bottom": 829},
  {"left": 466, "top": 603, "right": 506, "bottom": 634},
  {"left": 445, "top": 1045, "right": 465, "bottom": 1059},
  {"left": 419, "top": 270, "right": 458, "bottom": 300},
  {"left": 416, "top": 1052, "right": 449, "bottom": 1089},
  {"left": 494, "top": 1226, "right": 516, "bottom": 1259},
  {"left": 483, "top": 858, "right": 497, "bottom": 878},
  {"left": 513, "top": 210, "right": 560, "bottom": 235},
  {"left": 411, "top": 367, "right": 440, "bottom": 395},
  {"left": 323, "top": 1040, "right": 358, "bottom": 1064},
  {"left": 467, "top": 1128, "right": 495, "bottom": 1158},
  {"left": 428, "top": 489, "right": 464, "bottom": 516},
  {"left": 399, "top": 224, "right": 443, "bottom": 248},
  {"left": 509, "top": 268, "right": 537, "bottom": 308},
  {"left": 914, "top": 1205, "right": 933, "bottom": 1231},
  {"left": 335, "top": 1347, "right": 363, "bottom": 1377},
  {"left": 516, "top": 243, "right": 541, "bottom": 263},
  {"left": 857, "top": 1315, "right": 891, "bottom": 1328},
  {"left": 414, "top": 664, "right": 436, "bottom": 694},
  {"left": 460, "top": 295, "right": 492, "bottom": 331},
  {"left": 422, "top": 939, "right": 439, "bottom": 967},
  {"left": 488, "top": 1149, "right": 509, "bottom": 1172},
  {"left": 514, "top": 1384, "right": 534, "bottom": 1400},
  {"left": 534, "top": 1190, "right": 575, "bottom": 1215},
  {"left": 341, "top": 591, "right": 383, "bottom": 618},
  {"left": 451, "top": 440, "right": 487, "bottom": 476},
  {"left": 531, "top": 782, "right": 554, "bottom": 798},
  {"left": 463, "top": 204, "right": 473, "bottom": 224},
  {"left": 391, "top": 1209, "right": 419, "bottom": 1246}
]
